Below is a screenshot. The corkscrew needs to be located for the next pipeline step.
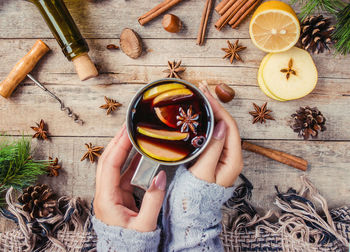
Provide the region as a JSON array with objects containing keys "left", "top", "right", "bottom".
[
  {"left": 0, "top": 40, "right": 83, "bottom": 125},
  {"left": 27, "top": 74, "right": 84, "bottom": 125}
]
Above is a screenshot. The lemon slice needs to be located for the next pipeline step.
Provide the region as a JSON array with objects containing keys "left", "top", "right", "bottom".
[
  {"left": 249, "top": 1, "right": 300, "bottom": 53},
  {"left": 143, "top": 83, "right": 185, "bottom": 101},
  {"left": 137, "top": 126, "right": 189, "bottom": 141},
  {"left": 152, "top": 88, "right": 193, "bottom": 106},
  {"left": 137, "top": 137, "right": 188, "bottom": 162}
]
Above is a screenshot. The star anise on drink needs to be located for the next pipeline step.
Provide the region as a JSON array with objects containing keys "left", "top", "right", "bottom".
[
  {"left": 222, "top": 40, "right": 246, "bottom": 64},
  {"left": 163, "top": 60, "right": 186, "bottom": 79},
  {"left": 31, "top": 119, "right": 49, "bottom": 140},
  {"left": 249, "top": 102, "right": 275, "bottom": 124},
  {"left": 176, "top": 106, "right": 199, "bottom": 134},
  {"left": 47, "top": 157, "right": 61, "bottom": 177},
  {"left": 81, "top": 143, "right": 104, "bottom": 163},
  {"left": 280, "top": 58, "right": 297, "bottom": 80},
  {"left": 100, "top": 96, "right": 122, "bottom": 115}
]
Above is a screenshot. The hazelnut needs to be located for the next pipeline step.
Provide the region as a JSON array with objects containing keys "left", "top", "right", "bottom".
[
  {"left": 215, "top": 84, "right": 235, "bottom": 103},
  {"left": 162, "top": 14, "right": 182, "bottom": 33}
]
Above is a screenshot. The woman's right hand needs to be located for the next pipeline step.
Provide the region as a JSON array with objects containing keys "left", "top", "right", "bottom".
[
  {"left": 189, "top": 82, "right": 243, "bottom": 188},
  {"left": 93, "top": 125, "right": 166, "bottom": 233}
]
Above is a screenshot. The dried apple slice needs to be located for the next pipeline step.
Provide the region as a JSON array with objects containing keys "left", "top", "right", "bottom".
[
  {"left": 137, "top": 137, "right": 188, "bottom": 162},
  {"left": 154, "top": 105, "right": 179, "bottom": 128},
  {"left": 137, "top": 126, "right": 189, "bottom": 141},
  {"left": 152, "top": 88, "right": 193, "bottom": 106},
  {"left": 258, "top": 54, "right": 286, "bottom": 101},
  {"left": 262, "top": 47, "right": 318, "bottom": 100},
  {"left": 143, "top": 83, "right": 185, "bottom": 101}
]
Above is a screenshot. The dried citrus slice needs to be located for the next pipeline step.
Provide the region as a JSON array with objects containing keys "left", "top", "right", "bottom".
[{"left": 249, "top": 1, "right": 300, "bottom": 53}]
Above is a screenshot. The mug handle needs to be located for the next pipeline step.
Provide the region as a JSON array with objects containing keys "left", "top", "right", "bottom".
[{"left": 131, "top": 155, "right": 160, "bottom": 191}]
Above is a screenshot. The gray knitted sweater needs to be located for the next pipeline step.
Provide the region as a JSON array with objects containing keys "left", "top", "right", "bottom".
[{"left": 92, "top": 166, "right": 234, "bottom": 251}]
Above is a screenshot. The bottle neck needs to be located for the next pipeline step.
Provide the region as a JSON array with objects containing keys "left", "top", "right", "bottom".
[{"left": 29, "top": 0, "right": 89, "bottom": 61}]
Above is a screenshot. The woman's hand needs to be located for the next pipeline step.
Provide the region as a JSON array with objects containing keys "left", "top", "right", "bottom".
[
  {"left": 93, "top": 125, "right": 166, "bottom": 232},
  {"left": 189, "top": 82, "right": 243, "bottom": 187}
]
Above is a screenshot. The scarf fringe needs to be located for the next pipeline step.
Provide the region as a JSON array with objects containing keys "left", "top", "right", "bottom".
[
  {"left": 0, "top": 187, "right": 94, "bottom": 252},
  {"left": 221, "top": 175, "right": 349, "bottom": 251},
  {"left": 1, "top": 176, "right": 349, "bottom": 252}
]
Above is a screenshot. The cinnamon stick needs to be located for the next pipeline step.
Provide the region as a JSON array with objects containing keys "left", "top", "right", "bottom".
[
  {"left": 242, "top": 141, "right": 308, "bottom": 171},
  {"left": 215, "top": 0, "right": 230, "bottom": 13},
  {"left": 197, "top": 0, "right": 214, "bottom": 46},
  {"left": 218, "top": 0, "right": 237, "bottom": 16},
  {"left": 138, "top": 0, "right": 184, "bottom": 26},
  {"left": 231, "top": 0, "right": 261, "bottom": 28},
  {"left": 228, "top": 0, "right": 256, "bottom": 25},
  {"left": 215, "top": 0, "right": 248, "bottom": 30}
]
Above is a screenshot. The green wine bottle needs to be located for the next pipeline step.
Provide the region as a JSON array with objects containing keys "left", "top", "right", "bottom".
[{"left": 29, "top": 0, "right": 98, "bottom": 80}]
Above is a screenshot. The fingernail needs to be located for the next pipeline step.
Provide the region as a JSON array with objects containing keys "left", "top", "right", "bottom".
[
  {"left": 154, "top": 170, "right": 166, "bottom": 191},
  {"left": 213, "top": 120, "right": 227, "bottom": 140}
]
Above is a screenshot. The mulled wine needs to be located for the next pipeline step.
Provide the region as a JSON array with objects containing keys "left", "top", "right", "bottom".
[{"left": 130, "top": 82, "right": 212, "bottom": 162}]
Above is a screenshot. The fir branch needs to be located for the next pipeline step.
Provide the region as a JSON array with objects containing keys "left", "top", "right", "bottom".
[
  {"left": 290, "top": 0, "right": 345, "bottom": 20},
  {"left": 333, "top": 3, "right": 350, "bottom": 55},
  {"left": 0, "top": 137, "right": 48, "bottom": 201}
]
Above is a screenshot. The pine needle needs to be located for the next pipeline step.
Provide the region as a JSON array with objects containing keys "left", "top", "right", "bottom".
[
  {"left": 290, "top": 0, "right": 345, "bottom": 20},
  {"left": 0, "top": 136, "right": 48, "bottom": 205},
  {"left": 333, "top": 3, "right": 350, "bottom": 55}
]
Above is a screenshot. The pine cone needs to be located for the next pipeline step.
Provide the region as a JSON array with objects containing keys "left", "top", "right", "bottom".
[
  {"left": 291, "top": 106, "right": 327, "bottom": 140},
  {"left": 300, "top": 15, "right": 335, "bottom": 54},
  {"left": 18, "top": 184, "right": 57, "bottom": 219}
]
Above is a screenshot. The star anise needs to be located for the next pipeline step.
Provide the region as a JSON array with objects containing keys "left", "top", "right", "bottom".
[
  {"left": 31, "top": 119, "right": 49, "bottom": 140},
  {"left": 280, "top": 58, "right": 297, "bottom": 80},
  {"left": 222, "top": 40, "right": 246, "bottom": 64},
  {"left": 100, "top": 96, "right": 122, "bottom": 115},
  {"left": 47, "top": 157, "right": 61, "bottom": 177},
  {"left": 81, "top": 143, "right": 104, "bottom": 163},
  {"left": 163, "top": 60, "right": 186, "bottom": 79},
  {"left": 176, "top": 106, "right": 199, "bottom": 134},
  {"left": 249, "top": 102, "right": 275, "bottom": 124}
]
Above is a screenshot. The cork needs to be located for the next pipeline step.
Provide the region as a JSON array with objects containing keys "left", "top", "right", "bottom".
[{"left": 72, "top": 53, "right": 98, "bottom": 81}]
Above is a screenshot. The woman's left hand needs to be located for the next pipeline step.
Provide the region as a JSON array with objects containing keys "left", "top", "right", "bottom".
[
  {"left": 189, "top": 82, "right": 243, "bottom": 188},
  {"left": 93, "top": 125, "right": 166, "bottom": 232}
]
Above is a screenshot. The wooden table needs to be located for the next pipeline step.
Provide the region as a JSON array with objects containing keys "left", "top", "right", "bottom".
[{"left": 1, "top": 0, "right": 349, "bottom": 232}]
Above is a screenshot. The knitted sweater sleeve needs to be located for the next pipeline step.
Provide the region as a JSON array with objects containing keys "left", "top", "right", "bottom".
[
  {"left": 162, "top": 166, "right": 234, "bottom": 252},
  {"left": 91, "top": 216, "right": 161, "bottom": 252}
]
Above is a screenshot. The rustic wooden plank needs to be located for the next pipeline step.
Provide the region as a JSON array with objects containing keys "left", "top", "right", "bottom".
[
  {"left": 0, "top": 0, "right": 310, "bottom": 39},
  {"left": 1, "top": 137, "right": 348, "bottom": 232},
  {"left": 0, "top": 82, "right": 349, "bottom": 140},
  {"left": 0, "top": 38, "right": 349, "bottom": 83}
]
